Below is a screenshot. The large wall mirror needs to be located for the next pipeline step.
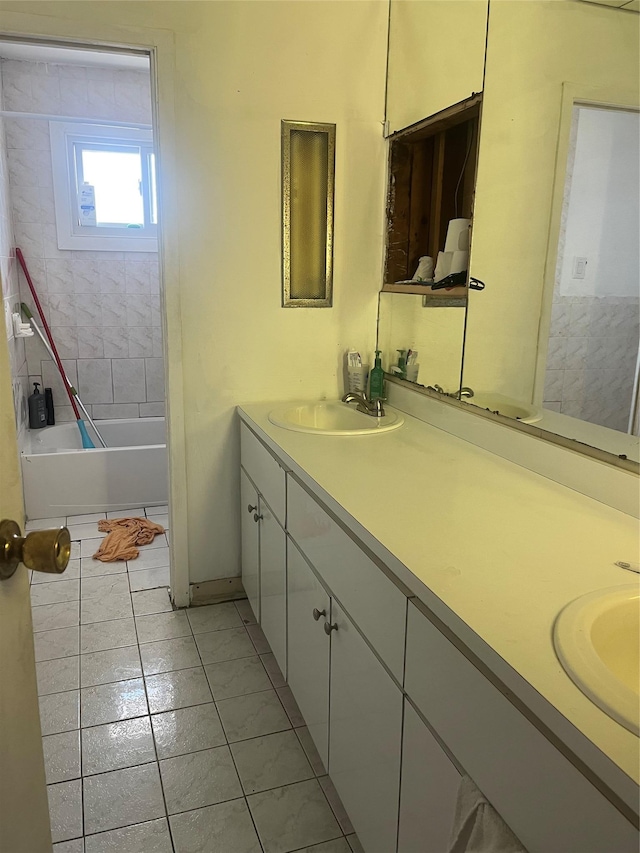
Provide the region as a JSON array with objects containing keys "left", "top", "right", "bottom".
[{"left": 379, "top": 0, "right": 639, "bottom": 465}]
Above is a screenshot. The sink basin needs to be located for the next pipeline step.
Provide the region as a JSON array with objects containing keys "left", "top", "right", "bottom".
[
  {"left": 553, "top": 584, "right": 640, "bottom": 735},
  {"left": 268, "top": 402, "right": 404, "bottom": 435},
  {"left": 469, "top": 393, "right": 541, "bottom": 423}
]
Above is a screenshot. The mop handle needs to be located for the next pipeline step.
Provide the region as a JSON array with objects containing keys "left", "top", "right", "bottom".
[
  {"left": 16, "top": 248, "right": 81, "bottom": 420},
  {"left": 21, "top": 304, "right": 108, "bottom": 449}
]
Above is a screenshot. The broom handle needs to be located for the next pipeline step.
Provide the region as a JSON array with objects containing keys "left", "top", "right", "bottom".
[
  {"left": 22, "top": 308, "right": 108, "bottom": 449},
  {"left": 16, "top": 247, "right": 81, "bottom": 420}
]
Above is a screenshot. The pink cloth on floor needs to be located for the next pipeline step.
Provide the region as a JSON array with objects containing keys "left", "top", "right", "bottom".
[{"left": 93, "top": 517, "right": 165, "bottom": 562}]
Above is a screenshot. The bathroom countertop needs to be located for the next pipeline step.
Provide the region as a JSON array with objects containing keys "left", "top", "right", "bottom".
[{"left": 238, "top": 400, "right": 639, "bottom": 808}]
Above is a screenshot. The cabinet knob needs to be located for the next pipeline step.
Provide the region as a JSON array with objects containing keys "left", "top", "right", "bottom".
[
  {"left": 312, "top": 608, "right": 326, "bottom": 621},
  {"left": 247, "top": 504, "right": 258, "bottom": 513},
  {"left": 323, "top": 621, "right": 338, "bottom": 635},
  {"left": 253, "top": 513, "right": 263, "bottom": 523}
]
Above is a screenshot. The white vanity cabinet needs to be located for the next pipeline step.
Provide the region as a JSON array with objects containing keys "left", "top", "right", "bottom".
[
  {"left": 240, "top": 423, "right": 287, "bottom": 677},
  {"left": 240, "top": 469, "right": 260, "bottom": 621},
  {"left": 328, "top": 599, "right": 403, "bottom": 853},
  {"left": 397, "top": 700, "right": 461, "bottom": 853},
  {"left": 287, "top": 539, "right": 331, "bottom": 770},
  {"left": 238, "top": 411, "right": 638, "bottom": 853},
  {"left": 287, "top": 535, "right": 403, "bottom": 852}
]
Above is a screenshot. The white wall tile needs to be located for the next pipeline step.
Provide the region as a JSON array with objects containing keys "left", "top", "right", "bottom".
[
  {"left": 140, "top": 402, "right": 165, "bottom": 418},
  {"left": 543, "top": 369, "right": 564, "bottom": 403},
  {"left": 99, "top": 261, "right": 126, "bottom": 294},
  {"left": 78, "top": 327, "right": 104, "bottom": 359},
  {"left": 126, "top": 295, "right": 151, "bottom": 326},
  {"left": 112, "top": 358, "right": 146, "bottom": 403},
  {"left": 75, "top": 294, "right": 103, "bottom": 327},
  {"left": 77, "top": 359, "right": 113, "bottom": 404},
  {"left": 42, "top": 359, "right": 78, "bottom": 407},
  {"left": 92, "top": 403, "right": 140, "bottom": 420},
  {"left": 49, "top": 327, "right": 79, "bottom": 360},
  {"left": 101, "top": 295, "right": 129, "bottom": 327},
  {"left": 145, "top": 358, "right": 165, "bottom": 403},
  {"left": 14, "top": 221, "right": 44, "bottom": 258},
  {"left": 46, "top": 260, "right": 74, "bottom": 294},
  {"left": 128, "top": 327, "right": 153, "bottom": 358},
  {"left": 48, "top": 293, "right": 77, "bottom": 326},
  {"left": 103, "top": 327, "right": 129, "bottom": 359}
]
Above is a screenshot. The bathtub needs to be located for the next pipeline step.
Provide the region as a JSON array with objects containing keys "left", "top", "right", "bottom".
[{"left": 21, "top": 418, "right": 168, "bottom": 520}]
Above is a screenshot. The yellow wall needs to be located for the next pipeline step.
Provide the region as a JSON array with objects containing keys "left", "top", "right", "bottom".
[
  {"left": 386, "top": 0, "right": 488, "bottom": 133},
  {"left": 464, "top": 0, "right": 639, "bottom": 400},
  {"left": 0, "top": 1, "right": 389, "bottom": 583}
]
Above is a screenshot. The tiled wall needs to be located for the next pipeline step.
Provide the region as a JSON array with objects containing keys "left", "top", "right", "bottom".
[
  {"left": 1, "top": 58, "right": 165, "bottom": 424},
  {"left": 0, "top": 63, "right": 30, "bottom": 437},
  {"left": 544, "top": 294, "right": 640, "bottom": 432}
]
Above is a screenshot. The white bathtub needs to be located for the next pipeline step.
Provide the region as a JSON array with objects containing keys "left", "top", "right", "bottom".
[{"left": 21, "top": 418, "right": 168, "bottom": 520}]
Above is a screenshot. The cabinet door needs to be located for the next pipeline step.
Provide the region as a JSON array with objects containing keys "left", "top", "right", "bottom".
[
  {"left": 329, "top": 601, "right": 403, "bottom": 853},
  {"left": 259, "top": 498, "right": 287, "bottom": 678},
  {"left": 398, "top": 701, "right": 461, "bottom": 853},
  {"left": 287, "top": 540, "right": 330, "bottom": 771},
  {"left": 240, "top": 470, "right": 260, "bottom": 621}
]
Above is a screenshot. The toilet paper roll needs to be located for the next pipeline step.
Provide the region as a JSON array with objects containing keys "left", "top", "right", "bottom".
[
  {"left": 444, "top": 218, "right": 471, "bottom": 253},
  {"left": 449, "top": 250, "right": 469, "bottom": 275},
  {"left": 434, "top": 251, "right": 453, "bottom": 282},
  {"left": 413, "top": 256, "right": 434, "bottom": 281}
]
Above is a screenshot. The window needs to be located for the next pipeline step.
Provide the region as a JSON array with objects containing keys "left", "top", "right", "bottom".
[{"left": 50, "top": 122, "right": 158, "bottom": 251}]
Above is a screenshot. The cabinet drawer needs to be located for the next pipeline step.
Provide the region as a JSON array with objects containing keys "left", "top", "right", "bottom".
[
  {"left": 240, "top": 423, "right": 286, "bottom": 526},
  {"left": 287, "top": 477, "right": 406, "bottom": 683},
  {"left": 405, "top": 602, "right": 637, "bottom": 853}
]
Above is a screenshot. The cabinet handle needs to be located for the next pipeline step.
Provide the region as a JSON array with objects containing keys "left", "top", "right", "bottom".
[
  {"left": 247, "top": 504, "right": 258, "bottom": 513},
  {"left": 312, "top": 608, "right": 326, "bottom": 621},
  {"left": 323, "top": 621, "right": 338, "bottom": 635},
  {"left": 253, "top": 513, "right": 263, "bottom": 522}
]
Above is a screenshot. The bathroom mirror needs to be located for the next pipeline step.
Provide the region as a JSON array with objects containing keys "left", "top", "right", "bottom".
[
  {"left": 377, "top": 293, "right": 465, "bottom": 391},
  {"left": 382, "top": 0, "right": 639, "bottom": 466}
]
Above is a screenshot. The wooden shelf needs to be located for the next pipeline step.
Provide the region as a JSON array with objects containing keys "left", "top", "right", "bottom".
[{"left": 382, "top": 283, "right": 468, "bottom": 298}]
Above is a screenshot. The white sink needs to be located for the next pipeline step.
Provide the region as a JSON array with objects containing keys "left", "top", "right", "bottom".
[
  {"left": 553, "top": 584, "right": 640, "bottom": 735},
  {"left": 469, "top": 392, "right": 542, "bottom": 424},
  {"left": 268, "top": 402, "right": 404, "bottom": 435}
]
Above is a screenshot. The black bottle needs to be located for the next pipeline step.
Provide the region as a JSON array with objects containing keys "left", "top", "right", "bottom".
[
  {"left": 28, "top": 382, "right": 47, "bottom": 430},
  {"left": 44, "top": 388, "right": 55, "bottom": 425}
]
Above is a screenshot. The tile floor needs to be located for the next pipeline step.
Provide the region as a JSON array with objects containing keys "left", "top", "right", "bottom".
[{"left": 28, "top": 507, "right": 363, "bottom": 853}]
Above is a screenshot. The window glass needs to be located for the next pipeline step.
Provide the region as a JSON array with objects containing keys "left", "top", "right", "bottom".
[{"left": 80, "top": 146, "right": 144, "bottom": 227}]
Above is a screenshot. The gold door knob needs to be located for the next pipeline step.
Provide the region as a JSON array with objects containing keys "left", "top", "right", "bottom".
[{"left": 0, "top": 519, "right": 71, "bottom": 581}]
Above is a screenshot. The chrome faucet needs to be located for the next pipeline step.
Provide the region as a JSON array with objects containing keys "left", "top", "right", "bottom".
[
  {"left": 427, "top": 384, "right": 474, "bottom": 400},
  {"left": 341, "top": 391, "right": 386, "bottom": 418}
]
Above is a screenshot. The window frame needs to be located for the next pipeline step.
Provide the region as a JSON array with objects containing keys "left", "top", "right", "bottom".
[{"left": 50, "top": 121, "right": 158, "bottom": 252}]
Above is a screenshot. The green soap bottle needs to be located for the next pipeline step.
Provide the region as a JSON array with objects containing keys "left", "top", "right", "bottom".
[{"left": 369, "top": 350, "right": 385, "bottom": 399}]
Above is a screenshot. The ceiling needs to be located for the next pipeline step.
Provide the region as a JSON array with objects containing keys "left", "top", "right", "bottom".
[{"left": 0, "top": 41, "right": 149, "bottom": 70}]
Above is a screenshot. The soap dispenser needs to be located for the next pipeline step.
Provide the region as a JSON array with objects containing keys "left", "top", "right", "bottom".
[
  {"left": 28, "top": 382, "right": 47, "bottom": 429},
  {"left": 396, "top": 349, "right": 407, "bottom": 380},
  {"left": 369, "top": 350, "right": 385, "bottom": 400}
]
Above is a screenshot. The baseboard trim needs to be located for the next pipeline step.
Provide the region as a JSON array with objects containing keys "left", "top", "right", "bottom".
[{"left": 190, "top": 576, "right": 246, "bottom": 606}]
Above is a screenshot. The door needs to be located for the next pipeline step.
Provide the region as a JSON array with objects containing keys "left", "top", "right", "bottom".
[
  {"left": 0, "top": 328, "right": 52, "bottom": 849},
  {"left": 287, "top": 539, "right": 330, "bottom": 770},
  {"left": 328, "top": 600, "right": 403, "bottom": 853},
  {"left": 259, "top": 498, "right": 286, "bottom": 677},
  {"left": 240, "top": 470, "right": 260, "bottom": 621}
]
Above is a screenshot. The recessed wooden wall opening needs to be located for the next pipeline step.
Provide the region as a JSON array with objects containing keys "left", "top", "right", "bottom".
[{"left": 385, "top": 94, "right": 482, "bottom": 285}]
